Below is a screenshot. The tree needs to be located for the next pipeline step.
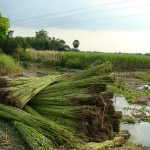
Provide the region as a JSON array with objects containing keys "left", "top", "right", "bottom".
[
  {"left": 36, "top": 29, "right": 49, "bottom": 39},
  {"left": 0, "top": 14, "right": 10, "bottom": 38},
  {"left": 4, "top": 38, "right": 18, "bottom": 54},
  {"left": 73, "top": 40, "right": 80, "bottom": 49},
  {"left": 0, "top": 13, "right": 10, "bottom": 53},
  {"left": 15, "top": 36, "right": 28, "bottom": 49}
]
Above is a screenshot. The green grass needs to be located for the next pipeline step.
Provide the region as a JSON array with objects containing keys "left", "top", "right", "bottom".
[
  {"left": 108, "top": 79, "right": 150, "bottom": 103},
  {"left": 121, "top": 115, "right": 136, "bottom": 124},
  {"left": 27, "top": 49, "right": 150, "bottom": 70},
  {"left": 134, "top": 71, "right": 150, "bottom": 82},
  {"left": 0, "top": 53, "right": 22, "bottom": 75}
]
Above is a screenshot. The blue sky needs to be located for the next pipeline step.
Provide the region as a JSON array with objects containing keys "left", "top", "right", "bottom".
[{"left": 1, "top": 0, "right": 150, "bottom": 53}]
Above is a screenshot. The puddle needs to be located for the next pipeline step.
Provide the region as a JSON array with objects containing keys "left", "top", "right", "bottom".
[{"left": 113, "top": 97, "right": 150, "bottom": 146}]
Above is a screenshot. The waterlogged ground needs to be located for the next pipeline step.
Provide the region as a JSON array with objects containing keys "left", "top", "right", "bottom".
[
  {"left": 114, "top": 97, "right": 150, "bottom": 147},
  {"left": 112, "top": 71, "right": 150, "bottom": 104}
]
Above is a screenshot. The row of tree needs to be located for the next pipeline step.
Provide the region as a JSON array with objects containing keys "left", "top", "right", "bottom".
[{"left": 0, "top": 14, "right": 80, "bottom": 55}]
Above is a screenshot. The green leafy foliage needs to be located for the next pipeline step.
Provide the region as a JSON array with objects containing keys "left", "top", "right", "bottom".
[{"left": 0, "top": 15, "right": 10, "bottom": 38}]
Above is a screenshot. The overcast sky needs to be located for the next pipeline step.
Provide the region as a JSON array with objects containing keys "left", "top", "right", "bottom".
[{"left": 1, "top": 0, "right": 150, "bottom": 53}]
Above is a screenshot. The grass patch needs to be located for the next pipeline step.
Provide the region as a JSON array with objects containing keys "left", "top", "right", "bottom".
[
  {"left": 134, "top": 71, "right": 150, "bottom": 82},
  {"left": 121, "top": 115, "right": 136, "bottom": 124},
  {"left": 0, "top": 53, "right": 22, "bottom": 76},
  {"left": 108, "top": 79, "right": 150, "bottom": 103}
]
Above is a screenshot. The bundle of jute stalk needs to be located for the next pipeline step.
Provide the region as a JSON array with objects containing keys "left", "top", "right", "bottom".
[
  {"left": 0, "top": 74, "right": 65, "bottom": 108},
  {"left": 0, "top": 61, "right": 122, "bottom": 149},
  {"left": 0, "top": 104, "right": 83, "bottom": 149},
  {"left": 29, "top": 61, "right": 122, "bottom": 142}
]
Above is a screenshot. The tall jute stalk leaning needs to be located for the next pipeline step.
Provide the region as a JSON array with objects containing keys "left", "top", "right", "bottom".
[{"left": 0, "top": 62, "right": 128, "bottom": 149}]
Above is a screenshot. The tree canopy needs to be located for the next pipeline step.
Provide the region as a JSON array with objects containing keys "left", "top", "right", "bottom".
[
  {"left": 36, "top": 29, "right": 49, "bottom": 39},
  {"left": 0, "top": 14, "right": 10, "bottom": 38},
  {"left": 0, "top": 14, "right": 80, "bottom": 55}
]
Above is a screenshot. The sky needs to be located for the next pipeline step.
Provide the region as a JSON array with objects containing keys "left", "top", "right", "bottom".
[{"left": 0, "top": 0, "right": 150, "bottom": 53}]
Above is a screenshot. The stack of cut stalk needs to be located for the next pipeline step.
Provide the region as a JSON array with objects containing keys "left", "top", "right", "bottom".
[
  {"left": 0, "top": 74, "right": 64, "bottom": 108},
  {"left": 0, "top": 61, "right": 122, "bottom": 150}
]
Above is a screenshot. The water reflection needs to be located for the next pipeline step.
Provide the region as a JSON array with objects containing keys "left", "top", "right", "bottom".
[
  {"left": 121, "top": 122, "right": 150, "bottom": 146},
  {"left": 114, "top": 97, "right": 150, "bottom": 146}
]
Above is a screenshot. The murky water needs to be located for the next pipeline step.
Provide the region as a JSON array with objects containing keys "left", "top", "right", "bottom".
[{"left": 114, "top": 97, "right": 150, "bottom": 146}]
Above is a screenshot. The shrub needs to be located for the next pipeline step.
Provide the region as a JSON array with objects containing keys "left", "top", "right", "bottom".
[{"left": 13, "top": 48, "right": 32, "bottom": 61}]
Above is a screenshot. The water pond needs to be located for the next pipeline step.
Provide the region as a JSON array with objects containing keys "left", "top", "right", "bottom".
[{"left": 113, "top": 97, "right": 150, "bottom": 146}]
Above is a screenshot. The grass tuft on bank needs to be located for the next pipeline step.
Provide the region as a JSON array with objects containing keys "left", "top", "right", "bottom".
[{"left": 0, "top": 53, "right": 22, "bottom": 76}]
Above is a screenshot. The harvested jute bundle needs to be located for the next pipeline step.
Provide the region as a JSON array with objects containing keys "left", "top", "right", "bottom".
[
  {"left": 0, "top": 61, "right": 122, "bottom": 150},
  {"left": 0, "top": 74, "right": 64, "bottom": 108},
  {"left": 29, "top": 62, "right": 121, "bottom": 142},
  {"left": 0, "top": 104, "right": 83, "bottom": 149}
]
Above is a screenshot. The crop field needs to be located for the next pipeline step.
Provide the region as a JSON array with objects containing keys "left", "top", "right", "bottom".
[{"left": 27, "top": 49, "right": 150, "bottom": 70}]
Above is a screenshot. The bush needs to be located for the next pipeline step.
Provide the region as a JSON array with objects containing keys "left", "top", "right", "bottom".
[
  {"left": 0, "top": 52, "right": 22, "bottom": 75},
  {"left": 13, "top": 48, "right": 32, "bottom": 61}
]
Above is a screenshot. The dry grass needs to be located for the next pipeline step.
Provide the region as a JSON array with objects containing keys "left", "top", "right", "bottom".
[
  {"left": 27, "top": 48, "right": 62, "bottom": 61},
  {"left": 0, "top": 127, "right": 12, "bottom": 150}
]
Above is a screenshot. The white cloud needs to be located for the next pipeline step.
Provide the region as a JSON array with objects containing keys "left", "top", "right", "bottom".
[{"left": 12, "top": 27, "right": 150, "bottom": 53}]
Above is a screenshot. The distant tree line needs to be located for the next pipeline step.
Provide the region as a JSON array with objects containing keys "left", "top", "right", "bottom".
[
  {"left": 0, "top": 14, "right": 80, "bottom": 55},
  {"left": 145, "top": 53, "right": 150, "bottom": 56}
]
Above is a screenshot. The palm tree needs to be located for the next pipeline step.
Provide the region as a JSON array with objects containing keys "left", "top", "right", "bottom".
[{"left": 73, "top": 40, "right": 80, "bottom": 49}]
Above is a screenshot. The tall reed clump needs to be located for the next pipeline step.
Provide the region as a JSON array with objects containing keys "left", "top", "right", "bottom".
[
  {"left": 26, "top": 49, "right": 62, "bottom": 65},
  {"left": 0, "top": 53, "right": 22, "bottom": 75},
  {"left": 0, "top": 61, "right": 122, "bottom": 149}
]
